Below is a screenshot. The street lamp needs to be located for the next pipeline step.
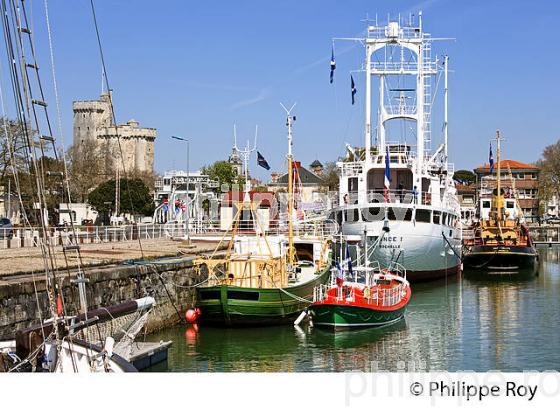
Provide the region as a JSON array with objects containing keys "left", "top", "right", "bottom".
[{"left": 171, "top": 136, "right": 190, "bottom": 243}]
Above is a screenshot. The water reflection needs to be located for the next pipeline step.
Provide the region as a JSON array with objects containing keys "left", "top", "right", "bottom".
[{"left": 146, "top": 246, "right": 560, "bottom": 372}]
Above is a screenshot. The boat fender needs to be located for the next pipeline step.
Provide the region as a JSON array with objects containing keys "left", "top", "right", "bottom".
[
  {"left": 294, "top": 310, "right": 308, "bottom": 326},
  {"left": 185, "top": 307, "right": 201, "bottom": 324}
]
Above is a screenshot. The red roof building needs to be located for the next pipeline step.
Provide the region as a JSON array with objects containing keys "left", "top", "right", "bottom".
[{"left": 474, "top": 159, "right": 540, "bottom": 223}]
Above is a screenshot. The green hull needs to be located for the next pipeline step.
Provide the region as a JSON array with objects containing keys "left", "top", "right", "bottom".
[
  {"left": 309, "top": 303, "right": 406, "bottom": 330},
  {"left": 196, "top": 266, "right": 331, "bottom": 326}
]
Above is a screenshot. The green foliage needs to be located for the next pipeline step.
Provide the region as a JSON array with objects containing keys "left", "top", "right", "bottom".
[
  {"left": 201, "top": 160, "right": 237, "bottom": 188},
  {"left": 453, "top": 169, "right": 476, "bottom": 184},
  {"left": 88, "top": 178, "right": 155, "bottom": 216}
]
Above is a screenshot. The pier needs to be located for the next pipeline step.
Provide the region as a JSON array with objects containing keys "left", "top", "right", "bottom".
[
  {"left": 0, "top": 240, "right": 223, "bottom": 340},
  {"left": 529, "top": 226, "right": 560, "bottom": 245}
]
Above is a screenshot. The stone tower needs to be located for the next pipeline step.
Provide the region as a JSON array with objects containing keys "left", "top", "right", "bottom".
[{"left": 72, "top": 92, "right": 156, "bottom": 174}]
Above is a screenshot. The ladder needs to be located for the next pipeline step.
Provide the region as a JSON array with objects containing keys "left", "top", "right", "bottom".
[{"left": 4, "top": 0, "right": 90, "bottom": 314}]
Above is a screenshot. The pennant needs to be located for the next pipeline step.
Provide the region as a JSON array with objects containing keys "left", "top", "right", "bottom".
[
  {"left": 384, "top": 146, "right": 391, "bottom": 202},
  {"left": 489, "top": 143, "right": 494, "bottom": 172},
  {"left": 330, "top": 45, "right": 336, "bottom": 84},
  {"left": 351, "top": 75, "right": 356, "bottom": 105},
  {"left": 257, "top": 151, "right": 270, "bottom": 170}
]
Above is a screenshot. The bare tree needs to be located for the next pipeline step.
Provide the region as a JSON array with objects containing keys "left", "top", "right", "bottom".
[
  {"left": 0, "top": 117, "right": 30, "bottom": 179},
  {"left": 536, "top": 140, "right": 560, "bottom": 204},
  {"left": 66, "top": 138, "right": 108, "bottom": 202}
]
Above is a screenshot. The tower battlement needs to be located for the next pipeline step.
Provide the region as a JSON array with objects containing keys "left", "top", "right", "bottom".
[{"left": 72, "top": 93, "right": 156, "bottom": 174}]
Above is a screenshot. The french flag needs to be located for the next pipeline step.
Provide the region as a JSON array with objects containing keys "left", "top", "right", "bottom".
[
  {"left": 335, "top": 262, "right": 344, "bottom": 287},
  {"left": 384, "top": 146, "right": 391, "bottom": 202}
]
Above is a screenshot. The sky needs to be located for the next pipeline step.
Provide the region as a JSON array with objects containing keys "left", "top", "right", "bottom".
[{"left": 2, "top": 0, "right": 559, "bottom": 181}]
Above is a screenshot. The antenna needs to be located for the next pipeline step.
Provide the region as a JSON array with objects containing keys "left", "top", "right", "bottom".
[
  {"left": 280, "top": 102, "right": 297, "bottom": 159},
  {"left": 233, "top": 124, "right": 238, "bottom": 150}
]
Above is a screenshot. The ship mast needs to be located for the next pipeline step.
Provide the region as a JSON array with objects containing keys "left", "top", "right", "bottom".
[
  {"left": 281, "top": 103, "right": 297, "bottom": 269},
  {"left": 355, "top": 14, "right": 438, "bottom": 180},
  {"left": 496, "top": 130, "right": 502, "bottom": 222}
]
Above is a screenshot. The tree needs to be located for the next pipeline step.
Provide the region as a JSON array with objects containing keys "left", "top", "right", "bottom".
[
  {"left": 322, "top": 161, "right": 340, "bottom": 191},
  {"left": 66, "top": 139, "right": 111, "bottom": 202},
  {"left": 453, "top": 169, "right": 476, "bottom": 184},
  {"left": 88, "top": 178, "right": 155, "bottom": 219},
  {"left": 0, "top": 117, "right": 29, "bottom": 180},
  {"left": 201, "top": 161, "right": 237, "bottom": 189},
  {"left": 536, "top": 140, "right": 560, "bottom": 203}
]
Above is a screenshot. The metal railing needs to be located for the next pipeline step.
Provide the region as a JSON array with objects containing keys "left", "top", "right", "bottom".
[{"left": 0, "top": 224, "right": 171, "bottom": 249}]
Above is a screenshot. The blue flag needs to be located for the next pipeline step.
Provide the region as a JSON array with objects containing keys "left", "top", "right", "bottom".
[
  {"left": 257, "top": 151, "right": 270, "bottom": 170},
  {"left": 351, "top": 75, "right": 356, "bottom": 105},
  {"left": 345, "top": 243, "right": 353, "bottom": 275},
  {"left": 330, "top": 45, "right": 336, "bottom": 84},
  {"left": 489, "top": 143, "right": 494, "bottom": 172}
]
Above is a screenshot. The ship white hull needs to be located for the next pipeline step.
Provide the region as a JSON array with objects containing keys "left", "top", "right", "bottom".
[{"left": 340, "top": 217, "right": 462, "bottom": 281}]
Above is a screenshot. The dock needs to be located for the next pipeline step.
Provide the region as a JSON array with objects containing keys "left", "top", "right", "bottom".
[
  {"left": 529, "top": 226, "right": 560, "bottom": 245},
  {"left": 129, "top": 341, "right": 173, "bottom": 371}
]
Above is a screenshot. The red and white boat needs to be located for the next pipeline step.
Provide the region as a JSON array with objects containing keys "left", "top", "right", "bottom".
[{"left": 309, "top": 262, "right": 411, "bottom": 330}]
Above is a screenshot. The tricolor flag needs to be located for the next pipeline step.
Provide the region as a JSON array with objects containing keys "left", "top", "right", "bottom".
[
  {"left": 489, "top": 143, "right": 494, "bottom": 172},
  {"left": 384, "top": 146, "right": 391, "bottom": 202},
  {"left": 257, "top": 151, "right": 270, "bottom": 170},
  {"left": 330, "top": 45, "right": 336, "bottom": 84},
  {"left": 335, "top": 261, "right": 344, "bottom": 287},
  {"left": 351, "top": 75, "right": 356, "bottom": 105}
]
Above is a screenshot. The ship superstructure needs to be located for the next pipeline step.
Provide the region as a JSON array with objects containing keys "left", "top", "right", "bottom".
[{"left": 330, "top": 15, "right": 462, "bottom": 280}]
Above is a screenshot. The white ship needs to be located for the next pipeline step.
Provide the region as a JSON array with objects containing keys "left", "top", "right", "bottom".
[{"left": 330, "top": 15, "right": 462, "bottom": 281}]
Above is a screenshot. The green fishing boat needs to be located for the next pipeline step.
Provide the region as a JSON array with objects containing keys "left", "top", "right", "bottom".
[
  {"left": 196, "top": 260, "right": 331, "bottom": 326},
  {"left": 194, "top": 109, "right": 333, "bottom": 326}
]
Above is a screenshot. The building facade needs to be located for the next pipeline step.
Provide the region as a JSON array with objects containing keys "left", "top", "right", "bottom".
[
  {"left": 474, "top": 160, "right": 540, "bottom": 223},
  {"left": 73, "top": 92, "right": 156, "bottom": 174}
]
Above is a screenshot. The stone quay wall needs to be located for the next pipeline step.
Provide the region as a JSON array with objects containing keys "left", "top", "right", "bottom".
[{"left": 0, "top": 259, "right": 208, "bottom": 340}]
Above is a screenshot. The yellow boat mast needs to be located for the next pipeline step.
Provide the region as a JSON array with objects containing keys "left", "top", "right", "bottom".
[
  {"left": 282, "top": 103, "right": 297, "bottom": 270},
  {"left": 496, "top": 129, "right": 502, "bottom": 222}
]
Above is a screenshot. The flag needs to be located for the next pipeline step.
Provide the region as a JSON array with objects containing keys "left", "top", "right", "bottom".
[
  {"left": 384, "top": 146, "right": 391, "bottom": 202},
  {"left": 330, "top": 45, "right": 336, "bottom": 84},
  {"left": 351, "top": 75, "right": 356, "bottom": 105},
  {"left": 257, "top": 151, "right": 270, "bottom": 170},
  {"left": 345, "top": 243, "right": 353, "bottom": 276},
  {"left": 489, "top": 143, "right": 494, "bottom": 172},
  {"left": 335, "top": 261, "right": 344, "bottom": 287}
]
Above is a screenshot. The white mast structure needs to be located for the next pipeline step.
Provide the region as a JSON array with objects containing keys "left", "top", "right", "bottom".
[
  {"left": 332, "top": 14, "right": 461, "bottom": 281},
  {"left": 233, "top": 124, "right": 257, "bottom": 202},
  {"left": 335, "top": 12, "right": 450, "bottom": 187}
]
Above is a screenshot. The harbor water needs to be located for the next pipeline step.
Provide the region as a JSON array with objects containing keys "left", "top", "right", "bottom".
[{"left": 145, "top": 245, "right": 560, "bottom": 372}]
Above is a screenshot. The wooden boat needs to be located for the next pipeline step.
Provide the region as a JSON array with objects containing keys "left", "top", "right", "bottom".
[
  {"left": 309, "top": 261, "right": 411, "bottom": 330},
  {"left": 463, "top": 131, "right": 538, "bottom": 272},
  {"left": 194, "top": 110, "right": 334, "bottom": 326}
]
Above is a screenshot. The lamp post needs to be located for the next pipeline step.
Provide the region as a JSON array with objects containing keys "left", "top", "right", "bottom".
[{"left": 171, "top": 136, "right": 190, "bottom": 243}]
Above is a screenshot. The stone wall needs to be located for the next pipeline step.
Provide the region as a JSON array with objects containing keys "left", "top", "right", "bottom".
[{"left": 0, "top": 259, "right": 207, "bottom": 340}]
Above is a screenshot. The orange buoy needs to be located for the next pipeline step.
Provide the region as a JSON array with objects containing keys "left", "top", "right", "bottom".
[{"left": 185, "top": 307, "right": 200, "bottom": 324}]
